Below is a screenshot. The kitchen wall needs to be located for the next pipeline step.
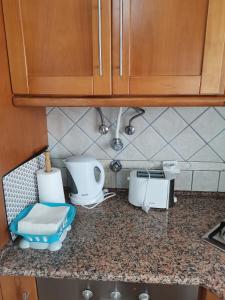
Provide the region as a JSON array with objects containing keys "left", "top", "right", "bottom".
[{"left": 47, "top": 107, "right": 225, "bottom": 192}]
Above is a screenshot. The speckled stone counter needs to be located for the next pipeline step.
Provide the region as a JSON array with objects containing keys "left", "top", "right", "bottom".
[{"left": 0, "top": 192, "right": 225, "bottom": 298}]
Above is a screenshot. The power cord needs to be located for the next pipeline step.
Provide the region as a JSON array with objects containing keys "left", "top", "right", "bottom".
[{"left": 79, "top": 191, "right": 116, "bottom": 209}]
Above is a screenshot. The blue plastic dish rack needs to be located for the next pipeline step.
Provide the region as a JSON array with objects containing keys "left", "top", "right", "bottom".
[{"left": 10, "top": 202, "right": 76, "bottom": 244}]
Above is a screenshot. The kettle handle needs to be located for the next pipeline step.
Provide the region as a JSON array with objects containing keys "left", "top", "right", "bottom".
[{"left": 94, "top": 161, "right": 105, "bottom": 189}]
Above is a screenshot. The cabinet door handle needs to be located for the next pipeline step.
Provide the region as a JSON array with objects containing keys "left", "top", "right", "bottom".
[
  {"left": 119, "top": 0, "right": 123, "bottom": 77},
  {"left": 98, "top": 0, "right": 103, "bottom": 77},
  {"left": 22, "top": 291, "right": 30, "bottom": 300}
]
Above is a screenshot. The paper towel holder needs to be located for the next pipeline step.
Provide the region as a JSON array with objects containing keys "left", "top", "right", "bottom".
[
  {"left": 37, "top": 151, "right": 66, "bottom": 203},
  {"left": 45, "top": 151, "right": 52, "bottom": 173}
]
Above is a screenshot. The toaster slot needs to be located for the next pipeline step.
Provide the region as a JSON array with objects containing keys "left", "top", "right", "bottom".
[{"left": 137, "top": 170, "right": 165, "bottom": 179}]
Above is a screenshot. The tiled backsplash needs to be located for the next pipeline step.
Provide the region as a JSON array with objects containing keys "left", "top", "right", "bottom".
[{"left": 47, "top": 107, "right": 225, "bottom": 192}]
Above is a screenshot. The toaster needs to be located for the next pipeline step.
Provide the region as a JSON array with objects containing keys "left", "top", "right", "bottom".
[{"left": 128, "top": 169, "right": 175, "bottom": 210}]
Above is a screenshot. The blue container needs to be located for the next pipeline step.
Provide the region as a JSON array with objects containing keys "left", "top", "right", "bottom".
[{"left": 10, "top": 202, "right": 76, "bottom": 244}]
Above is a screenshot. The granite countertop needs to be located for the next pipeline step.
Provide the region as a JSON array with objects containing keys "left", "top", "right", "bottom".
[{"left": 0, "top": 192, "right": 225, "bottom": 298}]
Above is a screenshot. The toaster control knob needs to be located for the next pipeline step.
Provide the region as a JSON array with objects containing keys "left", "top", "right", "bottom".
[
  {"left": 110, "top": 291, "right": 121, "bottom": 299},
  {"left": 82, "top": 289, "right": 93, "bottom": 299},
  {"left": 139, "top": 293, "right": 150, "bottom": 300}
]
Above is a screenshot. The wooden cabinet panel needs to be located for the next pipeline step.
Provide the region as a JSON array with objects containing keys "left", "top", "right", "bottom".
[
  {"left": 113, "top": 0, "right": 225, "bottom": 96},
  {"left": 129, "top": 0, "right": 207, "bottom": 77},
  {"left": 22, "top": 1, "right": 93, "bottom": 77},
  {"left": 129, "top": 76, "right": 201, "bottom": 95},
  {"left": 2, "top": 0, "right": 111, "bottom": 96},
  {"left": 201, "top": 0, "right": 225, "bottom": 94},
  {"left": 0, "top": 277, "right": 38, "bottom": 300},
  {"left": 200, "top": 288, "right": 221, "bottom": 300}
]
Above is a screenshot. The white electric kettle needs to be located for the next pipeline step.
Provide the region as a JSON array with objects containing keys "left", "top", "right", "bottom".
[{"left": 64, "top": 156, "right": 105, "bottom": 206}]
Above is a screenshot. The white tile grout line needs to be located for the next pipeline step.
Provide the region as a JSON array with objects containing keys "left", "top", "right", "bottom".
[
  {"left": 214, "top": 107, "right": 225, "bottom": 121},
  {"left": 144, "top": 107, "right": 169, "bottom": 125},
  {"left": 189, "top": 126, "right": 225, "bottom": 163},
  {"left": 174, "top": 107, "right": 209, "bottom": 126},
  {"left": 59, "top": 107, "right": 91, "bottom": 125}
]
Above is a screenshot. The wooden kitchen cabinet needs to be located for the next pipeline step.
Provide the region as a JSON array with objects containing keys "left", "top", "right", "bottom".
[
  {"left": 113, "top": 0, "right": 225, "bottom": 96},
  {"left": 200, "top": 288, "right": 222, "bottom": 300},
  {"left": 0, "top": 277, "right": 38, "bottom": 300},
  {"left": 0, "top": 0, "right": 47, "bottom": 248},
  {"left": 2, "top": 0, "right": 225, "bottom": 104},
  {"left": 2, "top": 0, "right": 111, "bottom": 96}
]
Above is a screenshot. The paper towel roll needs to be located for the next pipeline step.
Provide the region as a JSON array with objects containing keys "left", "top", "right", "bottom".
[{"left": 36, "top": 168, "right": 65, "bottom": 203}]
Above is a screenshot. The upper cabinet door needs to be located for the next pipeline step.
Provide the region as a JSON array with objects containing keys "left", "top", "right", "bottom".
[
  {"left": 113, "top": 0, "right": 225, "bottom": 96},
  {"left": 2, "top": 0, "right": 111, "bottom": 96}
]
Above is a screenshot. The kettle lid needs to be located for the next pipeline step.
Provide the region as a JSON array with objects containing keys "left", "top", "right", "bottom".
[{"left": 64, "top": 155, "right": 96, "bottom": 163}]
